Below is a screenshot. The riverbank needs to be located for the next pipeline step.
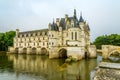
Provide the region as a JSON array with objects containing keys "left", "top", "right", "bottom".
[{"left": 0, "top": 51, "right": 6, "bottom": 54}]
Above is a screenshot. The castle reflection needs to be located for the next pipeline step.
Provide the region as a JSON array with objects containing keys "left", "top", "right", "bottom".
[{"left": 7, "top": 54, "right": 97, "bottom": 80}]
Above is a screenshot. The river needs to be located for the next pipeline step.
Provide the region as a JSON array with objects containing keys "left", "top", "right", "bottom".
[{"left": 0, "top": 52, "right": 118, "bottom": 80}]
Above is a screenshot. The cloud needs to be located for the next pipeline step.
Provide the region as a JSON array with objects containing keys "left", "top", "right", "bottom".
[{"left": 0, "top": 0, "right": 120, "bottom": 41}]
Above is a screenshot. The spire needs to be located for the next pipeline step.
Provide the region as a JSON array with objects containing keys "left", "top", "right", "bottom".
[
  {"left": 87, "top": 24, "right": 90, "bottom": 31},
  {"left": 53, "top": 18, "right": 55, "bottom": 24},
  {"left": 79, "top": 12, "right": 84, "bottom": 22},
  {"left": 74, "top": 9, "right": 77, "bottom": 19}
]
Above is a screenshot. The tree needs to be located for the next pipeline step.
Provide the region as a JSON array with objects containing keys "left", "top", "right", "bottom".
[
  {"left": 0, "top": 33, "right": 5, "bottom": 51},
  {"left": 93, "top": 34, "right": 120, "bottom": 49},
  {"left": 0, "top": 31, "right": 15, "bottom": 51}
]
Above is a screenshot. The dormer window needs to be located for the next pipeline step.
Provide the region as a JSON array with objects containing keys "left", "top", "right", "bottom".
[{"left": 35, "top": 33, "right": 37, "bottom": 36}]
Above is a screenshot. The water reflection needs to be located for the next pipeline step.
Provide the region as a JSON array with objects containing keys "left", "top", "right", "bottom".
[{"left": 7, "top": 54, "right": 97, "bottom": 80}]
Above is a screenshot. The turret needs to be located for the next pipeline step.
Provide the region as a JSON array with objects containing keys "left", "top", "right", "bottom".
[
  {"left": 65, "top": 14, "right": 68, "bottom": 22},
  {"left": 79, "top": 12, "right": 84, "bottom": 22},
  {"left": 16, "top": 29, "right": 19, "bottom": 37},
  {"left": 74, "top": 9, "right": 77, "bottom": 19},
  {"left": 48, "top": 23, "right": 51, "bottom": 30},
  {"left": 71, "top": 19, "right": 74, "bottom": 27},
  {"left": 56, "top": 18, "right": 60, "bottom": 26}
]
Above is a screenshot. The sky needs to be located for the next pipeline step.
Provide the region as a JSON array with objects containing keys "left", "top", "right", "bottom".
[{"left": 0, "top": 0, "right": 120, "bottom": 41}]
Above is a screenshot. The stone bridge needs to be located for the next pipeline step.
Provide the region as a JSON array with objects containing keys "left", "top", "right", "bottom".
[
  {"left": 102, "top": 45, "right": 120, "bottom": 59},
  {"left": 49, "top": 45, "right": 96, "bottom": 60}
]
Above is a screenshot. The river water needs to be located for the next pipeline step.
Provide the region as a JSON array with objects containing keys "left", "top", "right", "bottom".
[{"left": 0, "top": 52, "right": 108, "bottom": 80}]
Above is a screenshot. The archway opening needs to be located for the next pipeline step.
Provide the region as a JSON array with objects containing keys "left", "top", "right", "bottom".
[
  {"left": 109, "top": 50, "right": 120, "bottom": 57},
  {"left": 23, "top": 48, "right": 27, "bottom": 54},
  {"left": 32, "top": 47, "right": 36, "bottom": 54},
  {"left": 15, "top": 48, "right": 18, "bottom": 53},
  {"left": 58, "top": 48, "right": 67, "bottom": 59},
  {"left": 41, "top": 47, "right": 47, "bottom": 55},
  {"left": 85, "top": 52, "right": 88, "bottom": 59},
  {"left": 108, "top": 50, "right": 120, "bottom": 62}
]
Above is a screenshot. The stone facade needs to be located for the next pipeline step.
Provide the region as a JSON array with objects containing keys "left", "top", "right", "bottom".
[{"left": 8, "top": 9, "right": 96, "bottom": 60}]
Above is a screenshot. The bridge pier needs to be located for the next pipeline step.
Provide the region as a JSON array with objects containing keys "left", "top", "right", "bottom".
[
  {"left": 102, "top": 45, "right": 109, "bottom": 59},
  {"left": 49, "top": 47, "right": 59, "bottom": 58},
  {"left": 18, "top": 48, "right": 24, "bottom": 54},
  {"left": 36, "top": 48, "right": 41, "bottom": 54},
  {"left": 88, "top": 45, "right": 97, "bottom": 58},
  {"left": 27, "top": 48, "right": 32, "bottom": 54}
]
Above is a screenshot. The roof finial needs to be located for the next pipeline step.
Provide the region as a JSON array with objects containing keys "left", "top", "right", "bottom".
[
  {"left": 53, "top": 18, "right": 55, "bottom": 24},
  {"left": 80, "top": 11, "right": 82, "bottom": 17},
  {"left": 74, "top": 9, "right": 76, "bottom": 18},
  {"left": 79, "top": 12, "right": 84, "bottom": 22}
]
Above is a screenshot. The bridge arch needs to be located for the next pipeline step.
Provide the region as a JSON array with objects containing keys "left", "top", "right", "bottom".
[
  {"left": 58, "top": 48, "right": 67, "bottom": 58},
  {"left": 15, "top": 48, "right": 18, "bottom": 53},
  {"left": 23, "top": 48, "right": 27, "bottom": 54},
  {"left": 32, "top": 47, "right": 36, "bottom": 54},
  {"left": 41, "top": 47, "right": 48, "bottom": 55},
  {"left": 102, "top": 45, "right": 120, "bottom": 59},
  {"left": 109, "top": 50, "right": 120, "bottom": 57}
]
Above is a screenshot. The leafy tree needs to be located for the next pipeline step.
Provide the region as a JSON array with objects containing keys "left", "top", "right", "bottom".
[
  {"left": 93, "top": 34, "right": 120, "bottom": 49},
  {"left": 0, "top": 33, "right": 5, "bottom": 51},
  {"left": 0, "top": 31, "right": 15, "bottom": 51}
]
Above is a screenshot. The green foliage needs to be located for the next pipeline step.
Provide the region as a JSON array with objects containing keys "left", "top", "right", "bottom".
[
  {"left": 93, "top": 34, "right": 120, "bottom": 49},
  {"left": 0, "top": 31, "right": 15, "bottom": 51}
]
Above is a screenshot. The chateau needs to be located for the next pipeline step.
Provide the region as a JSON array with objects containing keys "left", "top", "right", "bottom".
[{"left": 9, "top": 9, "right": 96, "bottom": 60}]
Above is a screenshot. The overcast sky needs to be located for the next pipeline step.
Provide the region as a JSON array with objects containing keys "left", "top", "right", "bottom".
[{"left": 0, "top": 0, "right": 120, "bottom": 41}]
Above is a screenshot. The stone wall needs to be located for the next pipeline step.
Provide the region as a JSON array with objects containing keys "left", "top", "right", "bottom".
[
  {"left": 88, "top": 45, "right": 97, "bottom": 58},
  {"left": 93, "top": 62, "right": 120, "bottom": 80}
]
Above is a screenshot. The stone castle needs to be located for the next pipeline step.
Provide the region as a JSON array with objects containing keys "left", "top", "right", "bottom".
[{"left": 9, "top": 9, "right": 96, "bottom": 60}]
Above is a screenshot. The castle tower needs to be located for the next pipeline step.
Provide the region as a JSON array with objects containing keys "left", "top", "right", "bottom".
[
  {"left": 74, "top": 9, "right": 77, "bottom": 19},
  {"left": 16, "top": 29, "right": 19, "bottom": 37}
]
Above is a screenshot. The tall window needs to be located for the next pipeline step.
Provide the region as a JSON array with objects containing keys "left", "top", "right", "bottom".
[
  {"left": 75, "top": 32, "right": 77, "bottom": 40},
  {"left": 31, "top": 34, "right": 33, "bottom": 36},
  {"left": 34, "top": 42, "right": 35, "bottom": 46},
  {"left": 52, "top": 42, "right": 54, "bottom": 46},
  {"left": 71, "top": 32, "right": 73, "bottom": 40},
  {"left": 26, "top": 34, "right": 28, "bottom": 37},
  {"left": 16, "top": 43, "right": 18, "bottom": 47}
]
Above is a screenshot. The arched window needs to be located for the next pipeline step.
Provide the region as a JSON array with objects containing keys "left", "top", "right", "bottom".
[
  {"left": 45, "top": 32, "right": 47, "bottom": 35},
  {"left": 22, "top": 34, "right": 24, "bottom": 37},
  {"left": 26, "top": 34, "right": 28, "bottom": 37},
  {"left": 75, "top": 32, "right": 77, "bottom": 40},
  {"left": 35, "top": 33, "right": 37, "bottom": 36},
  {"left": 31, "top": 34, "right": 33, "bottom": 36},
  {"left": 34, "top": 42, "right": 35, "bottom": 46}
]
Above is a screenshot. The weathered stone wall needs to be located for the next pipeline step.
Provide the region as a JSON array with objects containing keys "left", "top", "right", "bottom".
[
  {"left": 88, "top": 45, "right": 97, "bottom": 58},
  {"left": 93, "top": 62, "right": 120, "bottom": 80},
  {"left": 8, "top": 47, "right": 15, "bottom": 53},
  {"left": 102, "top": 45, "right": 120, "bottom": 59}
]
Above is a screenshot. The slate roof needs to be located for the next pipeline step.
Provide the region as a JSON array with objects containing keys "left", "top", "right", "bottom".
[{"left": 19, "top": 29, "right": 48, "bottom": 34}]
